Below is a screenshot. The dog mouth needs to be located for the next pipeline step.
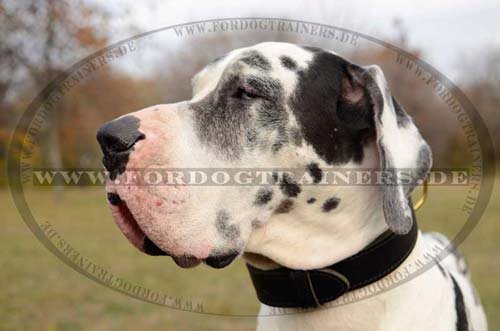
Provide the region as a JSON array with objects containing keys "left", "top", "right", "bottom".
[{"left": 106, "top": 192, "right": 238, "bottom": 269}]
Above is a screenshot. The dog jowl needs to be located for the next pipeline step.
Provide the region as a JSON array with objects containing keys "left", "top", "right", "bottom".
[{"left": 96, "top": 42, "right": 432, "bottom": 269}]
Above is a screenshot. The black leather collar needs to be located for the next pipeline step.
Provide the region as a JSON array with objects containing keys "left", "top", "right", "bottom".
[{"left": 246, "top": 207, "right": 418, "bottom": 308}]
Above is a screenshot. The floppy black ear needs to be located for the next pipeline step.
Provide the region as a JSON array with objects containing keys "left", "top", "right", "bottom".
[{"left": 339, "top": 63, "right": 432, "bottom": 234}]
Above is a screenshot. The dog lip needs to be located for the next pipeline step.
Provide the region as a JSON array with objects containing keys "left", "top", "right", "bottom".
[
  {"left": 172, "top": 255, "right": 202, "bottom": 268},
  {"left": 107, "top": 192, "right": 123, "bottom": 206},
  {"left": 203, "top": 253, "right": 239, "bottom": 269},
  {"left": 106, "top": 192, "right": 235, "bottom": 268},
  {"left": 107, "top": 192, "right": 170, "bottom": 256},
  {"left": 109, "top": 196, "right": 146, "bottom": 251},
  {"left": 143, "top": 236, "right": 169, "bottom": 256}
]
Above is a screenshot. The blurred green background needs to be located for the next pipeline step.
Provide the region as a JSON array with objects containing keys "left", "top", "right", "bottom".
[
  {"left": 1, "top": 0, "right": 499, "bottom": 330},
  {"left": 2, "top": 181, "right": 499, "bottom": 330}
]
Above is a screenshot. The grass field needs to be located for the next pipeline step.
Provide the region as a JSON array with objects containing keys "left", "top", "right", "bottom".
[{"left": 1, "top": 177, "right": 499, "bottom": 330}]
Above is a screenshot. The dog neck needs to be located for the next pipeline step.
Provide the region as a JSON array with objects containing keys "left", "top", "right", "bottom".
[
  {"left": 244, "top": 183, "right": 388, "bottom": 271},
  {"left": 243, "top": 200, "right": 418, "bottom": 310}
]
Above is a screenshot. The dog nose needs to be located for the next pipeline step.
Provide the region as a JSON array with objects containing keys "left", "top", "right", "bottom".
[
  {"left": 97, "top": 116, "right": 145, "bottom": 153},
  {"left": 97, "top": 116, "right": 145, "bottom": 176}
]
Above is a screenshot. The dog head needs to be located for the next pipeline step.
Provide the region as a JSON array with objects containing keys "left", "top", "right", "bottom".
[{"left": 97, "top": 42, "right": 431, "bottom": 269}]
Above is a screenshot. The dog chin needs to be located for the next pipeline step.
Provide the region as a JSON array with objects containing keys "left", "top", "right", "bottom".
[{"left": 106, "top": 191, "right": 239, "bottom": 269}]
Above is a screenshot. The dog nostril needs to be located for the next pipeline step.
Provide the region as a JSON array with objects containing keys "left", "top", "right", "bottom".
[{"left": 97, "top": 115, "right": 145, "bottom": 153}]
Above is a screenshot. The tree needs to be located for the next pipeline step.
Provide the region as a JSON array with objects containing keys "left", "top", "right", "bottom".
[{"left": 1, "top": 0, "right": 109, "bottom": 172}]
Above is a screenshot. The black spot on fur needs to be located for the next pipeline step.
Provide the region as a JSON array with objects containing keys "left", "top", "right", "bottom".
[
  {"left": 280, "top": 55, "right": 297, "bottom": 70},
  {"left": 307, "top": 197, "right": 316, "bottom": 204},
  {"left": 107, "top": 192, "right": 122, "bottom": 205},
  {"left": 216, "top": 210, "right": 240, "bottom": 241},
  {"left": 279, "top": 173, "right": 301, "bottom": 197},
  {"left": 275, "top": 199, "right": 294, "bottom": 213},
  {"left": 451, "top": 274, "right": 469, "bottom": 331},
  {"left": 254, "top": 188, "right": 273, "bottom": 205},
  {"left": 322, "top": 197, "right": 340, "bottom": 212},
  {"left": 291, "top": 48, "right": 375, "bottom": 165},
  {"left": 306, "top": 162, "right": 323, "bottom": 184},
  {"left": 241, "top": 51, "right": 271, "bottom": 71}
]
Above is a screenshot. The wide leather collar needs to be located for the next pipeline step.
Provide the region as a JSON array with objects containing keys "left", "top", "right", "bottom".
[{"left": 246, "top": 206, "right": 418, "bottom": 308}]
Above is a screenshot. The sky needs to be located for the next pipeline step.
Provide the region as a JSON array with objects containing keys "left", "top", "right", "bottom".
[{"left": 94, "top": 0, "right": 500, "bottom": 81}]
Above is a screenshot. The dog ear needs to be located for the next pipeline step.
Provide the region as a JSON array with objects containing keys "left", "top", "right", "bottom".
[{"left": 339, "top": 64, "right": 432, "bottom": 234}]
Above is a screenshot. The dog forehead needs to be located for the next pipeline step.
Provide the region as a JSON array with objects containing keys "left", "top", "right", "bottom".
[
  {"left": 191, "top": 42, "right": 317, "bottom": 100},
  {"left": 247, "top": 42, "right": 314, "bottom": 66}
]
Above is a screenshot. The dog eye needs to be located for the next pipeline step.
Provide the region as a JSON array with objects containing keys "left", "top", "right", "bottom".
[{"left": 234, "top": 87, "right": 260, "bottom": 100}]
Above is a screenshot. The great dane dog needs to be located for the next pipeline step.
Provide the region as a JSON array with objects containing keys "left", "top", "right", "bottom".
[{"left": 97, "top": 42, "right": 487, "bottom": 330}]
